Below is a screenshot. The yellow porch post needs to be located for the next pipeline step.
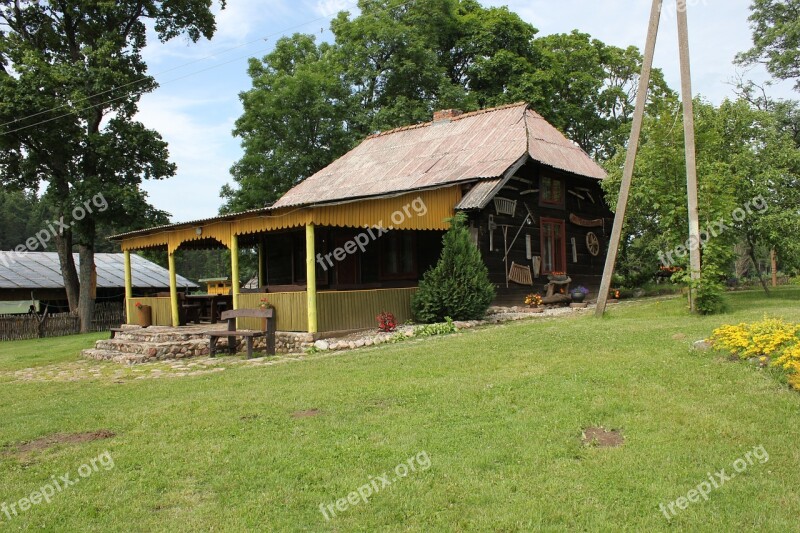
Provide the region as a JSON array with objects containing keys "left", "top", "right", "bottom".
[
  {"left": 168, "top": 252, "right": 179, "bottom": 327},
  {"left": 258, "top": 240, "right": 265, "bottom": 288},
  {"left": 306, "top": 223, "right": 317, "bottom": 333},
  {"left": 231, "top": 233, "right": 240, "bottom": 310},
  {"left": 123, "top": 250, "right": 133, "bottom": 324}
]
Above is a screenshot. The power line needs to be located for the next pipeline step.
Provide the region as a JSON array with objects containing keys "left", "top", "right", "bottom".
[{"left": 0, "top": 0, "right": 371, "bottom": 136}]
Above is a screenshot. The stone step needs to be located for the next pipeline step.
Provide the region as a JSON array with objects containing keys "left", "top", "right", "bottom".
[
  {"left": 82, "top": 348, "right": 150, "bottom": 365},
  {"left": 93, "top": 338, "right": 215, "bottom": 359},
  {"left": 112, "top": 331, "right": 210, "bottom": 343}
]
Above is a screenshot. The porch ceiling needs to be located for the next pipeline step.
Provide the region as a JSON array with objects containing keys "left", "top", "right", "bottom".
[{"left": 113, "top": 187, "right": 461, "bottom": 253}]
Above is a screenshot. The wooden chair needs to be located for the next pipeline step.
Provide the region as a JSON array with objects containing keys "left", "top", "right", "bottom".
[{"left": 206, "top": 308, "right": 276, "bottom": 358}]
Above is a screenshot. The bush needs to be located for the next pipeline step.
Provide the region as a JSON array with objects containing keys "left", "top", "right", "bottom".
[
  {"left": 411, "top": 213, "right": 495, "bottom": 323},
  {"left": 413, "top": 317, "right": 456, "bottom": 337},
  {"left": 693, "top": 275, "right": 727, "bottom": 315}
]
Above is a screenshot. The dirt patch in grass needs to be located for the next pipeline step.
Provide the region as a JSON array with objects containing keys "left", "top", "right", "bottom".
[
  {"left": 291, "top": 409, "right": 321, "bottom": 418},
  {"left": 3, "top": 430, "right": 115, "bottom": 456},
  {"left": 581, "top": 427, "right": 624, "bottom": 448}
]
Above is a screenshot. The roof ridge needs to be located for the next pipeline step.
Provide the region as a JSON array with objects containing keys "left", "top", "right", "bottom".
[{"left": 365, "top": 102, "right": 528, "bottom": 140}]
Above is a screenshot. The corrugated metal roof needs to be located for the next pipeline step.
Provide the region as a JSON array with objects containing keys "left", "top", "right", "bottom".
[
  {"left": 275, "top": 103, "right": 606, "bottom": 208},
  {"left": 525, "top": 111, "right": 607, "bottom": 180},
  {"left": 0, "top": 252, "right": 197, "bottom": 290},
  {"left": 456, "top": 179, "right": 504, "bottom": 210}
]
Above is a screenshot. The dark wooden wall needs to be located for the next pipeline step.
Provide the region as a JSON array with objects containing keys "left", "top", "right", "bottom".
[{"left": 465, "top": 161, "right": 613, "bottom": 303}]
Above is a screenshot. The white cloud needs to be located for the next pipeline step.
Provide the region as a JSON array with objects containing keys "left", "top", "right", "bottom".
[{"left": 135, "top": 94, "right": 241, "bottom": 223}]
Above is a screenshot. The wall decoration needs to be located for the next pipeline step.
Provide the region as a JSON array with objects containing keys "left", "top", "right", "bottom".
[
  {"left": 571, "top": 237, "right": 578, "bottom": 263},
  {"left": 569, "top": 213, "right": 604, "bottom": 228},
  {"left": 586, "top": 232, "right": 601, "bottom": 256},
  {"left": 493, "top": 197, "right": 517, "bottom": 216}
]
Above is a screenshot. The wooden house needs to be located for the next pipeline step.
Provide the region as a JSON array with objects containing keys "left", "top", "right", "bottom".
[{"left": 111, "top": 103, "right": 610, "bottom": 332}]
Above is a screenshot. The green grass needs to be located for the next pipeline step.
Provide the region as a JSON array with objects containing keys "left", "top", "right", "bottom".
[{"left": 0, "top": 288, "right": 799, "bottom": 531}]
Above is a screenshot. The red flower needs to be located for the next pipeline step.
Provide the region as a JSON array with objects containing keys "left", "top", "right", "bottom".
[{"left": 377, "top": 311, "right": 397, "bottom": 332}]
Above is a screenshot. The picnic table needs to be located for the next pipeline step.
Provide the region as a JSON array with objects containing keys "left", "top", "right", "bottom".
[{"left": 186, "top": 294, "right": 232, "bottom": 324}]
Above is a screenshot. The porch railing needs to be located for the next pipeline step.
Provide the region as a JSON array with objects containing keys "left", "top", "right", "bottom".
[{"left": 126, "top": 288, "right": 418, "bottom": 333}]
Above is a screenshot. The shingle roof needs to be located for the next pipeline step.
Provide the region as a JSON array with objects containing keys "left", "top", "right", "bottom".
[
  {"left": 0, "top": 252, "right": 197, "bottom": 290},
  {"left": 274, "top": 103, "right": 606, "bottom": 208}
]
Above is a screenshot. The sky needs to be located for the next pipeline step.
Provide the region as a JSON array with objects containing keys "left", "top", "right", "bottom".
[{"left": 136, "top": 0, "right": 797, "bottom": 223}]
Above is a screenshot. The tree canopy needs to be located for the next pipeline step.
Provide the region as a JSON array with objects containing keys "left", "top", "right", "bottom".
[
  {"left": 222, "top": 0, "right": 670, "bottom": 212},
  {"left": 0, "top": 0, "right": 221, "bottom": 329},
  {"left": 737, "top": 0, "right": 800, "bottom": 90}
]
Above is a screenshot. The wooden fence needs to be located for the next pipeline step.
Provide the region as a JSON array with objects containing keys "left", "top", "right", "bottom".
[{"left": 0, "top": 302, "right": 124, "bottom": 341}]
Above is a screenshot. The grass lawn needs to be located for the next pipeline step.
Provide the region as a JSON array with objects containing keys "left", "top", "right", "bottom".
[{"left": 0, "top": 288, "right": 798, "bottom": 531}]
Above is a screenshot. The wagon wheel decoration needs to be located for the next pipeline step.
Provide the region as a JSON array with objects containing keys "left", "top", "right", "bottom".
[{"left": 586, "top": 232, "right": 601, "bottom": 256}]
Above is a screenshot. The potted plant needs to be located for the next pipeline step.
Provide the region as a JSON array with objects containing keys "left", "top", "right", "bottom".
[
  {"left": 135, "top": 301, "right": 152, "bottom": 328},
  {"left": 524, "top": 293, "right": 544, "bottom": 313},
  {"left": 570, "top": 285, "right": 589, "bottom": 303}
]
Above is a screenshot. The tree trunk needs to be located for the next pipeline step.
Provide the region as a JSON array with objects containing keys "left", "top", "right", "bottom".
[
  {"left": 77, "top": 244, "right": 95, "bottom": 333},
  {"left": 746, "top": 233, "right": 769, "bottom": 295},
  {"left": 771, "top": 249, "right": 778, "bottom": 287},
  {"left": 54, "top": 230, "right": 80, "bottom": 312}
]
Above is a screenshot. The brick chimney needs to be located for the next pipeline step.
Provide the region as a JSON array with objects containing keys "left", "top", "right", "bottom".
[{"left": 433, "top": 109, "right": 463, "bottom": 124}]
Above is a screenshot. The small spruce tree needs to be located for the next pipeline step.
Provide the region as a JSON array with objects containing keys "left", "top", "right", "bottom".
[{"left": 411, "top": 213, "right": 495, "bottom": 322}]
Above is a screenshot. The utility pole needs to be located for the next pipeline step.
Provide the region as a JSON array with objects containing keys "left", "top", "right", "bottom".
[
  {"left": 596, "top": 0, "right": 663, "bottom": 317},
  {"left": 596, "top": 0, "right": 702, "bottom": 317}
]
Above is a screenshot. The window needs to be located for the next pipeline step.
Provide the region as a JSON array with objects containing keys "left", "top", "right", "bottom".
[
  {"left": 540, "top": 218, "right": 567, "bottom": 274},
  {"left": 380, "top": 232, "right": 416, "bottom": 280},
  {"left": 540, "top": 176, "right": 564, "bottom": 207}
]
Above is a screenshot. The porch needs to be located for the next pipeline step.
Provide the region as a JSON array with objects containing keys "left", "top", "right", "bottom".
[{"left": 113, "top": 188, "right": 457, "bottom": 333}]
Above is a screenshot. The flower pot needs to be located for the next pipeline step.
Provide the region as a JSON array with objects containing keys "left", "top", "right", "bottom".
[
  {"left": 570, "top": 291, "right": 586, "bottom": 303},
  {"left": 136, "top": 305, "right": 152, "bottom": 328}
]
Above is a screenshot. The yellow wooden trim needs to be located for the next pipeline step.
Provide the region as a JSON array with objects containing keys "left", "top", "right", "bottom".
[
  {"left": 237, "top": 292, "right": 308, "bottom": 332},
  {"left": 306, "top": 224, "right": 318, "bottom": 333},
  {"left": 231, "top": 233, "right": 240, "bottom": 312},
  {"left": 120, "top": 187, "right": 459, "bottom": 252},
  {"left": 317, "top": 288, "right": 417, "bottom": 332},
  {"left": 168, "top": 253, "right": 179, "bottom": 327},
  {"left": 128, "top": 297, "right": 173, "bottom": 326},
  {"left": 123, "top": 251, "right": 132, "bottom": 324}
]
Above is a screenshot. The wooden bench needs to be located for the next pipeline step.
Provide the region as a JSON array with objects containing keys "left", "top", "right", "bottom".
[
  {"left": 109, "top": 327, "right": 125, "bottom": 339},
  {"left": 206, "top": 309, "right": 276, "bottom": 358}
]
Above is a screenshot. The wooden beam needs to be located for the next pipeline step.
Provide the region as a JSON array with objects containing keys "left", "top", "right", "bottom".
[
  {"left": 306, "top": 224, "right": 318, "bottom": 333},
  {"left": 596, "top": 0, "right": 663, "bottom": 318},
  {"left": 123, "top": 250, "right": 133, "bottom": 325},
  {"left": 168, "top": 252, "right": 179, "bottom": 327},
  {"left": 677, "top": 0, "right": 702, "bottom": 311},
  {"left": 231, "top": 233, "right": 240, "bottom": 312}
]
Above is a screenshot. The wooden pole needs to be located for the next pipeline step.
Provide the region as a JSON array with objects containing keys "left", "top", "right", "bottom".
[
  {"left": 306, "top": 224, "right": 318, "bottom": 333},
  {"left": 771, "top": 249, "right": 778, "bottom": 287},
  {"left": 677, "top": 0, "right": 702, "bottom": 311},
  {"left": 595, "top": 0, "right": 664, "bottom": 317},
  {"left": 230, "top": 233, "right": 240, "bottom": 311},
  {"left": 168, "top": 252, "right": 179, "bottom": 327},
  {"left": 123, "top": 250, "right": 133, "bottom": 325}
]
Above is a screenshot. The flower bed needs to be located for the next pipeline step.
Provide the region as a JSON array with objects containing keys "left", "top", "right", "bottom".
[{"left": 709, "top": 316, "right": 800, "bottom": 390}]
